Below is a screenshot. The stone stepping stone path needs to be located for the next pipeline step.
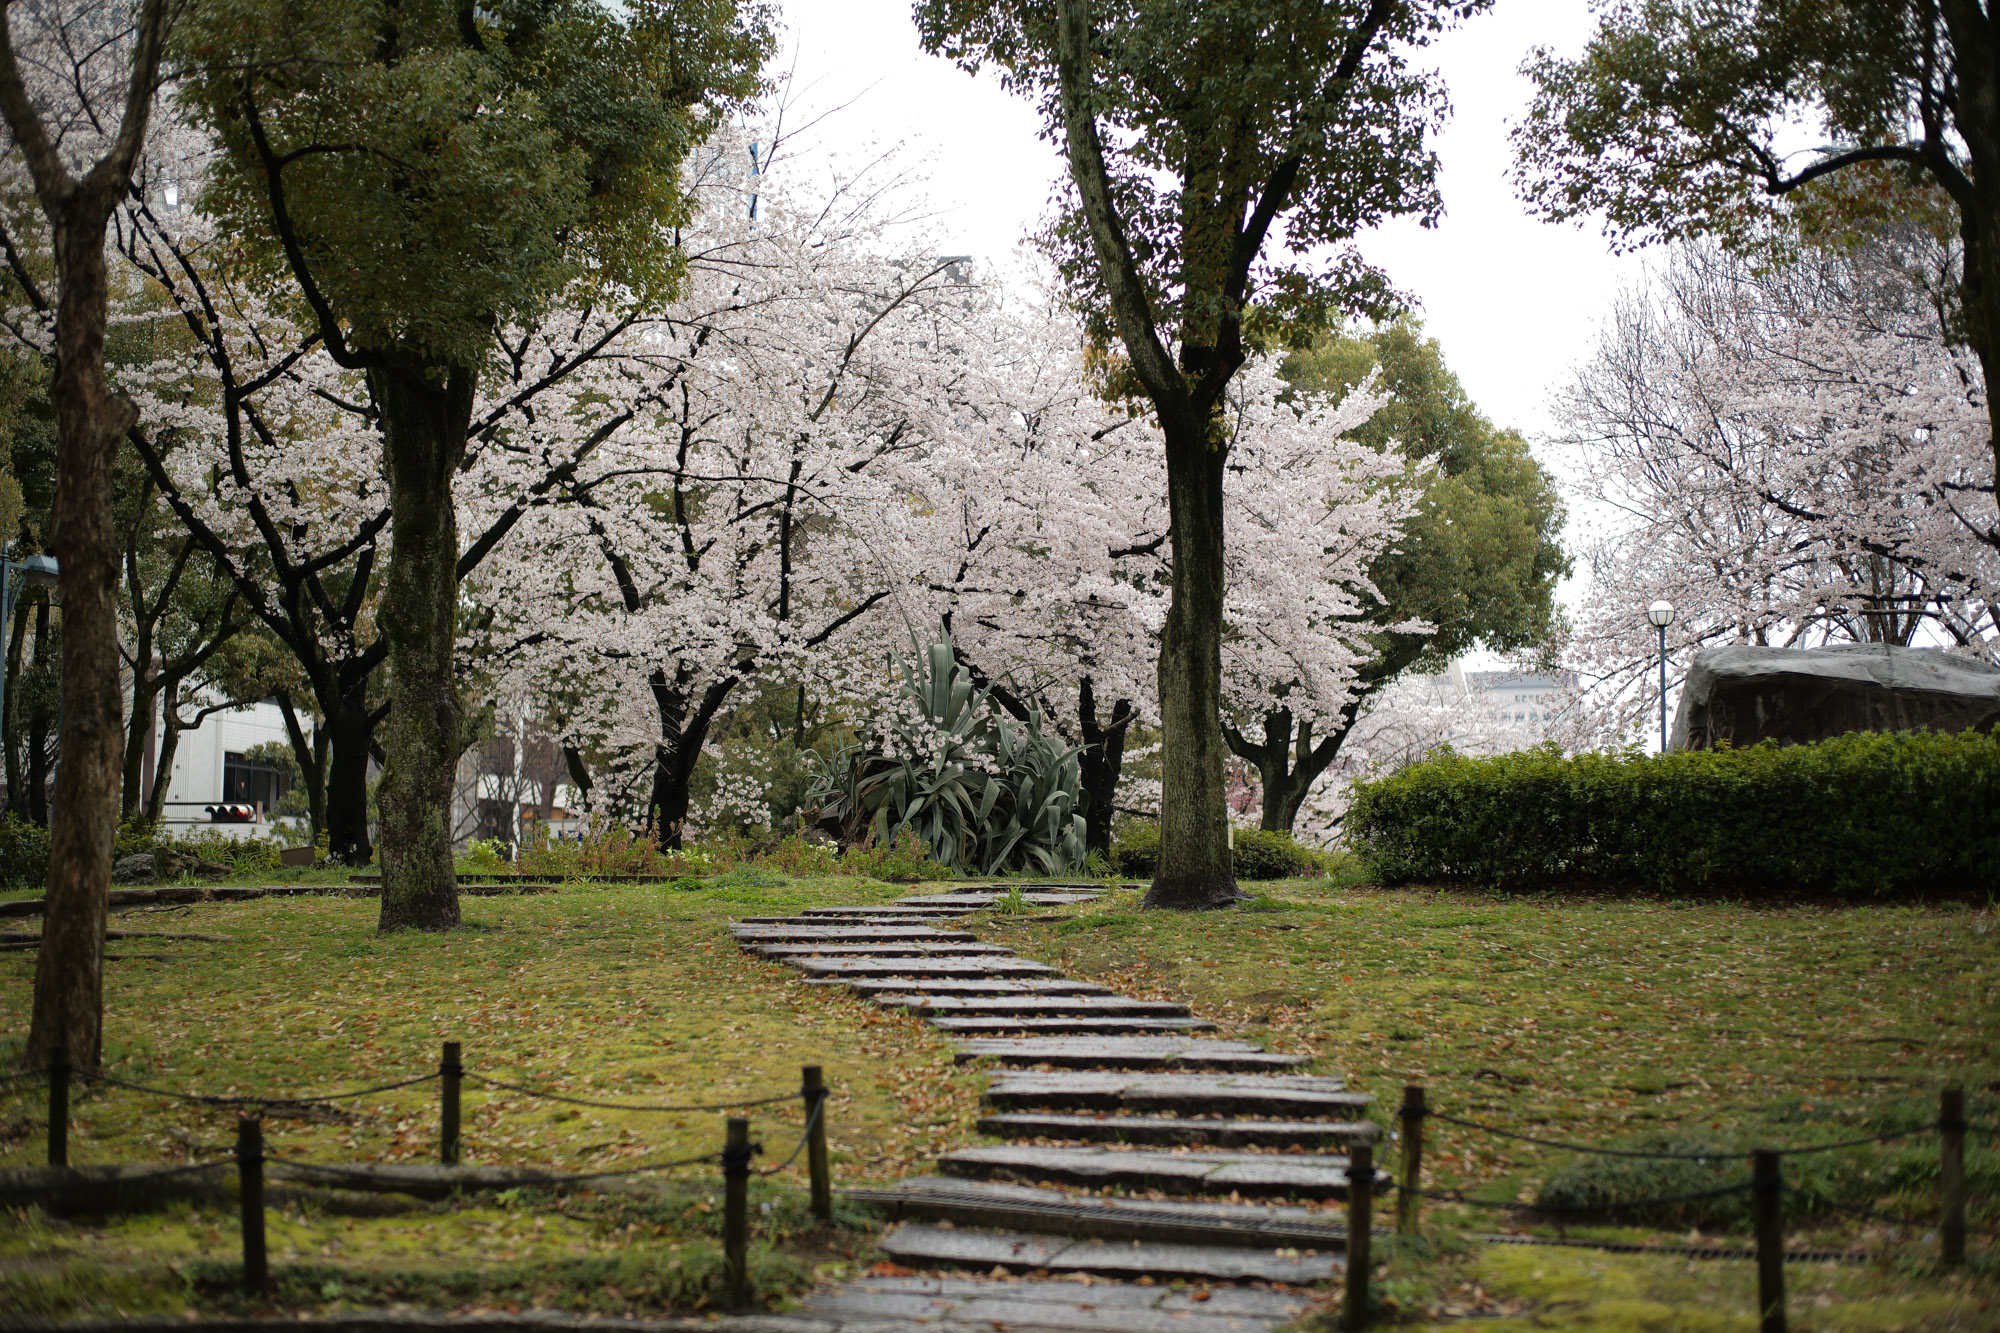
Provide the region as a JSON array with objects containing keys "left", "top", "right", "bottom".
[{"left": 731, "top": 884, "right": 1378, "bottom": 1332}]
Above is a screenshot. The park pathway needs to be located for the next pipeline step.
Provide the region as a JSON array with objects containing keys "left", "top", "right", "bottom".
[{"left": 733, "top": 885, "right": 1380, "bottom": 1333}]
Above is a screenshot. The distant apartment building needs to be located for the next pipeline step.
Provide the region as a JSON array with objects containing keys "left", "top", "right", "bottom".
[{"left": 1449, "top": 664, "right": 1566, "bottom": 735}]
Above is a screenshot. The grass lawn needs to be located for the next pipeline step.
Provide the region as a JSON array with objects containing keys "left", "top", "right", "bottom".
[
  {"left": 0, "top": 873, "right": 982, "bottom": 1320},
  {"left": 977, "top": 873, "right": 2000, "bottom": 1328},
  {"left": 3, "top": 866, "right": 1997, "bottom": 1328}
]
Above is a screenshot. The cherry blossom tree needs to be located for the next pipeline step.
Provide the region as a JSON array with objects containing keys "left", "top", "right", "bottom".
[{"left": 1552, "top": 237, "right": 1996, "bottom": 747}]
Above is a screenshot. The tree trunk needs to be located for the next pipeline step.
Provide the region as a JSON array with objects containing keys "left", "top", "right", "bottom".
[
  {"left": 1077, "top": 677, "right": 1130, "bottom": 858},
  {"left": 323, "top": 691, "right": 375, "bottom": 865},
  {"left": 274, "top": 689, "right": 326, "bottom": 846},
  {"left": 371, "top": 363, "right": 472, "bottom": 931},
  {"left": 27, "top": 213, "right": 139, "bottom": 1073},
  {"left": 1939, "top": 0, "right": 2000, "bottom": 484},
  {"left": 1143, "top": 423, "right": 1241, "bottom": 909},
  {"left": 120, "top": 672, "right": 157, "bottom": 824},
  {"left": 646, "top": 670, "right": 734, "bottom": 850},
  {"left": 145, "top": 703, "right": 182, "bottom": 828}
]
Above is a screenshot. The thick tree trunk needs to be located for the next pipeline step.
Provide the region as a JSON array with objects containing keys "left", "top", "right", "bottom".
[
  {"left": 371, "top": 363, "right": 472, "bottom": 932},
  {"left": 1939, "top": 0, "right": 2000, "bottom": 483},
  {"left": 323, "top": 692, "right": 375, "bottom": 865},
  {"left": 1077, "top": 677, "right": 1130, "bottom": 859},
  {"left": 646, "top": 670, "right": 734, "bottom": 850},
  {"left": 27, "top": 216, "right": 137, "bottom": 1073},
  {"left": 1143, "top": 424, "right": 1241, "bottom": 910}
]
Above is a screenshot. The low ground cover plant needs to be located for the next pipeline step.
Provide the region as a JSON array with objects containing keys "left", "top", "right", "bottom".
[
  {"left": 0, "top": 878, "right": 981, "bottom": 1319},
  {"left": 1346, "top": 729, "right": 2000, "bottom": 895}
]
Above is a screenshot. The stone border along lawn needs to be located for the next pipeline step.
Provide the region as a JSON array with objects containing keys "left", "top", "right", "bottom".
[
  {"left": 970, "top": 878, "right": 2000, "bottom": 1327},
  {"left": 0, "top": 876, "right": 992, "bottom": 1320}
]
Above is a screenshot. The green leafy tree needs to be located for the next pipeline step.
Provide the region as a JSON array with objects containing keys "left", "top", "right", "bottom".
[
  {"left": 1225, "top": 320, "right": 1568, "bottom": 833},
  {"left": 1513, "top": 0, "right": 2000, "bottom": 498},
  {"left": 916, "top": 0, "right": 1488, "bottom": 908},
  {"left": 178, "top": 0, "right": 772, "bottom": 930}
]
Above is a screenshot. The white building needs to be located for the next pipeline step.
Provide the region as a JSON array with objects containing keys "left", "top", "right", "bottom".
[
  {"left": 147, "top": 699, "right": 302, "bottom": 840},
  {"left": 1447, "top": 663, "right": 1566, "bottom": 738}
]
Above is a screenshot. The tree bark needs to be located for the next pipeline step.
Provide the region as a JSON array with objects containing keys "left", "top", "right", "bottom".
[
  {"left": 645, "top": 670, "right": 736, "bottom": 849},
  {"left": 4, "top": 591, "right": 25, "bottom": 815},
  {"left": 27, "top": 211, "right": 140, "bottom": 1070},
  {"left": 1076, "top": 677, "right": 1130, "bottom": 858},
  {"left": 371, "top": 363, "right": 472, "bottom": 932},
  {"left": 1145, "top": 422, "right": 1242, "bottom": 908},
  {"left": 145, "top": 700, "right": 182, "bottom": 827}
]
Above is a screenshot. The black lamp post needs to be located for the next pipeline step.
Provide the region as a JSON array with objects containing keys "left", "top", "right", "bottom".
[{"left": 1646, "top": 600, "right": 1675, "bottom": 751}]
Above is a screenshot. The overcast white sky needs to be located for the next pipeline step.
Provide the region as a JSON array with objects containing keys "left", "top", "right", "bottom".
[{"left": 772, "top": 0, "right": 1644, "bottom": 441}]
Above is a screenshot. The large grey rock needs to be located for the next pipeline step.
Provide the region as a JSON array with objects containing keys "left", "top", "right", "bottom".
[
  {"left": 111, "top": 852, "right": 156, "bottom": 884},
  {"left": 1670, "top": 643, "right": 2000, "bottom": 750}
]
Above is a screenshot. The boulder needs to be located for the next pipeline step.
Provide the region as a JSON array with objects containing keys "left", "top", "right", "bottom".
[
  {"left": 111, "top": 852, "right": 156, "bottom": 884},
  {"left": 1670, "top": 643, "right": 2000, "bottom": 750}
]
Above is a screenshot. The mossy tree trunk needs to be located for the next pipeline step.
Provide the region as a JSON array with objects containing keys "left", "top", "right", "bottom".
[{"left": 371, "top": 363, "right": 473, "bottom": 932}]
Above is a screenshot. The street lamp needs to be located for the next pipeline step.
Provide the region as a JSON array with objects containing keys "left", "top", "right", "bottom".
[
  {"left": 1646, "top": 600, "right": 1675, "bottom": 752},
  {"left": 0, "top": 550, "right": 59, "bottom": 748}
]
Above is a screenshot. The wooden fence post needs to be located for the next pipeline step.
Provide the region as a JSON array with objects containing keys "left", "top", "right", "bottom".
[
  {"left": 1343, "top": 1142, "right": 1374, "bottom": 1332},
  {"left": 46, "top": 1043, "right": 68, "bottom": 1168},
  {"left": 1752, "top": 1149, "right": 1784, "bottom": 1333},
  {"left": 1397, "top": 1085, "right": 1424, "bottom": 1235},
  {"left": 1940, "top": 1087, "right": 1966, "bottom": 1268},
  {"left": 803, "top": 1064, "right": 831, "bottom": 1222},
  {"left": 237, "top": 1116, "right": 267, "bottom": 1293},
  {"left": 723, "top": 1116, "right": 751, "bottom": 1307},
  {"left": 440, "top": 1041, "right": 463, "bottom": 1165}
]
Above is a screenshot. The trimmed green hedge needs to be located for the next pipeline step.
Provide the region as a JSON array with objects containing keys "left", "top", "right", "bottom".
[
  {"left": 1345, "top": 730, "right": 2000, "bottom": 896},
  {"left": 1111, "top": 821, "right": 1322, "bottom": 881}
]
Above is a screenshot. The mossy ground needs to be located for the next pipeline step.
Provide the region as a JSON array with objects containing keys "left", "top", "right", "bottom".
[
  {"left": 5, "top": 867, "right": 1998, "bottom": 1326},
  {"left": 0, "top": 875, "right": 977, "bottom": 1319},
  {"left": 974, "top": 872, "right": 2000, "bottom": 1328}
]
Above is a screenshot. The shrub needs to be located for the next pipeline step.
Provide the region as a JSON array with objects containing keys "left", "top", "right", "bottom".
[
  {"left": 0, "top": 815, "right": 48, "bottom": 889},
  {"left": 842, "top": 827, "right": 955, "bottom": 883},
  {"left": 1109, "top": 821, "right": 1321, "bottom": 881},
  {"left": 806, "top": 635, "right": 1085, "bottom": 876},
  {"left": 1345, "top": 731, "right": 2000, "bottom": 896}
]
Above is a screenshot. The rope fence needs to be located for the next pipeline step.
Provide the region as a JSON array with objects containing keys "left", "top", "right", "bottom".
[
  {"left": 1342, "top": 1082, "right": 1988, "bottom": 1333},
  {"left": 7, "top": 1042, "right": 839, "bottom": 1309}
]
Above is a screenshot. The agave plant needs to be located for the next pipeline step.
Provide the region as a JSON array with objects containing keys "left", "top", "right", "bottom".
[{"left": 806, "top": 634, "right": 1088, "bottom": 876}]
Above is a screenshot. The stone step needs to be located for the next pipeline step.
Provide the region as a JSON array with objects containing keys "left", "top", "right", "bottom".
[
  {"left": 939, "top": 1144, "right": 1366, "bottom": 1201},
  {"left": 984, "top": 1072, "right": 1366, "bottom": 1118},
  {"left": 791, "top": 956, "right": 1058, "bottom": 979},
  {"left": 876, "top": 1222, "right": 1340, "bottom": 1285},
  {"left": 738, "top": 915, "right": 974, "bottom": 926},
  {"left": 851, "top": 977, "right": 1117, "bottom": 998},
  {"left": 881, "top": 995, "right": 1192, "bottom": 1017},
  {"left": 793, "top": 1273, "right": 1308, "bottom": 1333},
  {"left": 730, "top": 925, "right": 976, "bottom": 942},
  {"left": 928, "top": 1015, "right": 1217, "bottom": 1035},
  {"left": 848, "top": 1177, "right": 1353, "bottom": 1251},
  {"left": 801, "top": 905, "right": 981, "bottom": 918},
  {"left": 747, "top": 942, "right": 1016, "bottom": 958},
  {"left": 978, "top": 1112, "right": 1379, "bottom": 1149},
  {"left": 897, "top": 893, "right": 1101, "bottom": 907},
  {"left": 953, "top": 1037, "right": 1307, "bottom": 1071}
]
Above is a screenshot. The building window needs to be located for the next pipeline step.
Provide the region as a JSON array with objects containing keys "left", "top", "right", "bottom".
[{"left": 223, "top": 752, "right": 291, "bottom": 813}]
